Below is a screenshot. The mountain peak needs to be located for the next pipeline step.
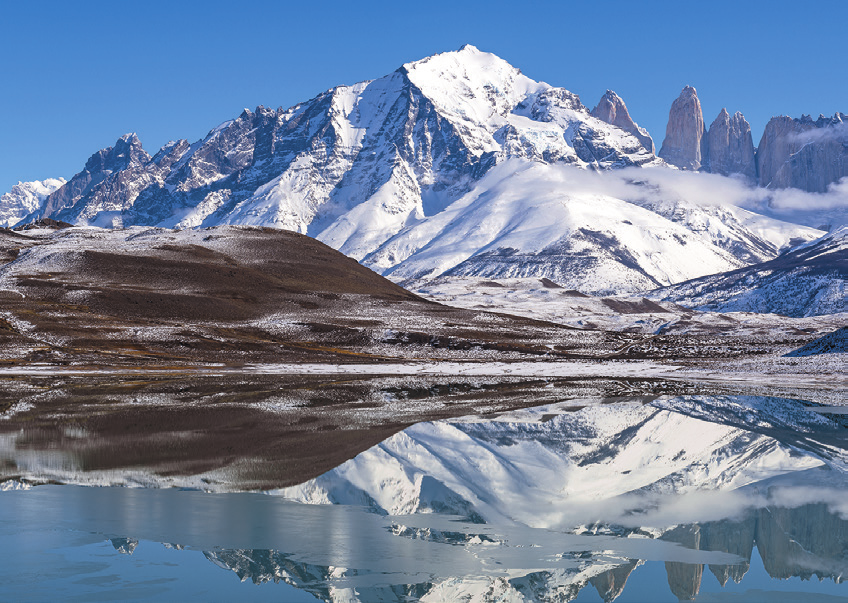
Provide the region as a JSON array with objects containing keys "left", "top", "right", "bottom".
[
  {"left": 118, "top": 132, "right": 140, "bottom": 144},
  {"left": 707, "top": 108, "right": 755, "bottom": 179},
  {"left": 400, "top": 45, "right": 546, "bottom": 154},
  {"left": 659, "top": 86, "right": 707, "bottom": 170},
  {"left": 590, "top": 90, "right": 654, "bottom": 153}
]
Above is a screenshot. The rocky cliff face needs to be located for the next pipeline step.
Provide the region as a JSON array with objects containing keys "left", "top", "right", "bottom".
[
  {"left": 659, "top": 86, "right": 708, "bottom": 170},
  {"left": 707, "top": 108, "right": 756, "bottom": 180},
  {"left": 758, "top": 113, "right": 848, "bottom": 192},
  {"left": 590, "top": 90, "right": 654, "bottom": 153},
  {"left": 657, "top": 87, "right": 847, "bottom": 192}
]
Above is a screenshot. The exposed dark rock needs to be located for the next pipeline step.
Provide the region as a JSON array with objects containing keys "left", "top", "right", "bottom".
[
  {"left": 784, "top": 326, "right": 848, "bottom": 356},
  {"left": 35, "top": 133, "right": 152, "bottom": 225}
]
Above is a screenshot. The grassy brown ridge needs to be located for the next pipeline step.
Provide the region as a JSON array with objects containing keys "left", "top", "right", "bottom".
[
  {"left": 0, "top": 226, "right": 633, "bottom": 367},
  {"left": 0, "top": 225, "right": 838, "bottom": 370}
]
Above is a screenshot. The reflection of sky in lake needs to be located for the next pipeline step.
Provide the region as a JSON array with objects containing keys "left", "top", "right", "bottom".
[{"left": 1, "top": 394, "right": 847, "bottom": 602}]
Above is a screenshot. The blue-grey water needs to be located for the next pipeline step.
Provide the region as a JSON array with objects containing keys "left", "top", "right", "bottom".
[{"left": 1, "top": 393, "right": 847, "bottom": 602}]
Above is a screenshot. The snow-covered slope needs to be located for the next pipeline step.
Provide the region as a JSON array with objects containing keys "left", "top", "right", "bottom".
[
  {"left": 364, "top": 161, "right": 821, "bottom": 294},
  {"left": 785, "top": 326, "right": 848, "bottom": 357},
  {"left": 651, "top": 226, "right": 848, "bottom": 316},
  {"left": 277, "top": 395, "right": 842, "bottom": 524},
  {"left": 0, "top": 178, "right": 65, "bottom": 227}
]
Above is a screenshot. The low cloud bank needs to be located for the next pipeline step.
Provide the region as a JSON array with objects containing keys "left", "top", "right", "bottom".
[
  {"left": 788, "top": 120, "right": 848, "bottom": 144},
  {"left": 495, "top": 161, "right": 848, "bottom": 223}
]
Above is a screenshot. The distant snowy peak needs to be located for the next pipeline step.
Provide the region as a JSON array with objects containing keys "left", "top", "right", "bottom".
[{"left": 0, "top": 177, "right": 66, "bottom": 227}]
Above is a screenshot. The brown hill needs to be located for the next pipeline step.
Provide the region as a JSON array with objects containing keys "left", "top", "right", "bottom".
[{"left": 0, "top": 226, "right": 617, "bottom": 367}]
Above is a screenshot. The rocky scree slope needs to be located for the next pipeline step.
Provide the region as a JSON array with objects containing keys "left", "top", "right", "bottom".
[{"left": 784, "top": 326, "right": 848, "bottom": 357}]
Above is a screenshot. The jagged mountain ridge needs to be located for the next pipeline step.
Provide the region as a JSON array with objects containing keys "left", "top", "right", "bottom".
[{"left": 26, "top": 46, "right": 657, "bottom": 236}]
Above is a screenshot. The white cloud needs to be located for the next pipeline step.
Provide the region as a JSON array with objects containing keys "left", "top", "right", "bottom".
[
  {"left": 788, "top": 120, "right": 848, "bottom": 144},
  {"left": 525, "top": 162, "right": 848, "bottom": 216}
]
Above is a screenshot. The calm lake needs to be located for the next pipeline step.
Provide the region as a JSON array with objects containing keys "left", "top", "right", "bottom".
[{"left": 1, "top": 382, "right": 846, "bottom": 602}]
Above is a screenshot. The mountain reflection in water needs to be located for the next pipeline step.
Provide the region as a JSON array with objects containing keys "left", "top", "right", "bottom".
[{"left": 1, "top": 394, "right": 847, "bottom": 602}]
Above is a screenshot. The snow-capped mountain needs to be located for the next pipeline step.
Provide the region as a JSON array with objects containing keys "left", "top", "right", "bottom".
[
  {"left": 0, "top": 178, "right": 65, "bottom": 227},
  {"left": 11, "top": 45, "right": 828, "bottom": 296},
  {"left": 265, "top": 395, "right": 847, "bottom": 602},
  {"left": 362, "top": 161, "right": 821, "bottom": 293},
  {"left": 651, "top": 226, "right": 847, "bottom": 316},
  {"left": 28, "top": 45, "right": 657, "bottom": 237}
]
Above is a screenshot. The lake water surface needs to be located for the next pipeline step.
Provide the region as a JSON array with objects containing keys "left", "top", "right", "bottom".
[{"left": 1, "top": 390, "right": 847, "bottom": 602}]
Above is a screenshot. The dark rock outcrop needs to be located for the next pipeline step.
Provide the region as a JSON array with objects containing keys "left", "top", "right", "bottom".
[
  {"left": 707, "top": 108, "right": 756, "bottom": 180},
  {"left": 591, "top": 90, "right": 655, "bottom": 153},
  {"left": 659, "top": 86, "right": 708, "bottom": 170},
  {"left": 784, "top": 326, "right": 848, "bottom": 357}
]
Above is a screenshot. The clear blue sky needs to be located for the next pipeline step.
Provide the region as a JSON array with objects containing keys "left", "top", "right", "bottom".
[{"left": 1, "top": 0, "right": 844, "bottom": 193}]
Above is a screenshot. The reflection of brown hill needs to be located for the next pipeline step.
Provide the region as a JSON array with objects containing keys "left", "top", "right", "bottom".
[
  {"left": 590, "top": 560, "right": 640, "bottom": 602},
  {"left": 662, "top": 525, "right": 703, "bottom": 601}
]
